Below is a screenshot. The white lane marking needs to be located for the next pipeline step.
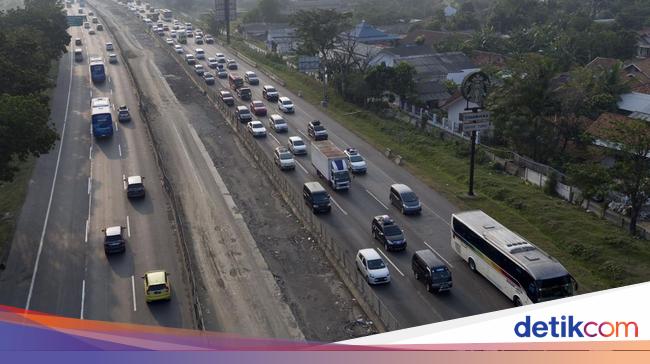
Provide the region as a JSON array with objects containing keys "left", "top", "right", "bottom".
[
  {"left": 377, "top": 249, "right": 405, "bottom": 277},
  {"left": 84, "top": 219, "right": 89, "bottom": 243},
  {"left": 108, "top": 75, "right": 111, "bottom": 84},
  {"left": 122, "top": 174, "right": 127, "bottom": 190},
  {"left": 87, "top": 177, "right": 92, "bottom": 194},
  {"left": 268, "top": 132, "right": 280, "bottom": 145},
  {"left": 114, "top": 121, "right": 119, "bottom": 132},
  {"left": 424, "top": 241, "right": 454, "bottom": 269},
  {"left": 366, "top": 189, "right": 389, "bottom": 210},
  {"left": 110, "top": 88, "right": 113, "bottom": 95},
  {"left": 126, "top": 216, "right": 131, "bottom": 237},
  {"left": 295, "top": 160, "right": 309, "bottom": 174},
  {"left": 90, "top": 90, "right": 92, "bottom": 98},
  {"left": 330, "top": 197, "right": 348, "bottom": 216},
  {"left": 131, "top": 275, "right": 137, "bottom": 312},
  {"left": 118, "top": 143, "right": 122, "bottom": 157},
  {"left": 25, "top": 48, "right": 74, "bottom": 311},
  {"left": 80, "top": 280, "right": 85, "bottom": 319},
  {"left": 422, "top": 204, "right": 450, "bottom": 226},
  {"left": 89, "top": 144, "right": 93, "bottom": 159}
]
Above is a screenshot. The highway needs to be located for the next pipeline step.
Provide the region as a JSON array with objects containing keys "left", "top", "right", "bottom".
[
  {"left": 0, "top": 3, "right": 194, "bottom": 328},
  {"left": 117, "top": 3, "right": 513, "bottom": 328}
]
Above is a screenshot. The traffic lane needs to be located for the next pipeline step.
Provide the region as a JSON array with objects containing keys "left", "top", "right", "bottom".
[
  {"left": 252, "top": 127, "right": 499, "bottom": 322},
  {"left": 0, "top": 41, "right": 87, "bottom": 314},
  {"left": 104, "top": 34, "right": 194, "bottom": 328},
  {"left": 85, "top": 4, "right": 194, "bottom": 327},
  {"left": 27, "top": 25, "right": 92, "bottom": 317}
]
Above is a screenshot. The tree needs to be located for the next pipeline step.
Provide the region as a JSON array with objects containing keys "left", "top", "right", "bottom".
[
  {"left": 291, "top": 9, "right": 352, "bottom": 100},
  {"left": 0, "top": 94, "right": 58, "bottom": 181},
  {"left": 390, "top": 62, "right": 417, "bottom": 103},
  {"left": 603, "top": 118, "right": 650, "bottom": 234},
  {"left": 567, "top": 163, "right": 614, "bottom": 214},
  {"left": 242, "top": 0, "right": 287, "bottom": 23},
  {"left": 199, "top": 10, "right": 225, "bottom": 37},
  {"left": 487, "top": 53, "right": 560, "bottom": 162}
]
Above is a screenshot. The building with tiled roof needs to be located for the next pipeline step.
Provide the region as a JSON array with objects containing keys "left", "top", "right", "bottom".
[
  {"left": 400, "top": 29, "right": 470, "bottom": 49},
  {"left": 342, "top": 20, "right": 401, "bottom": 45}
]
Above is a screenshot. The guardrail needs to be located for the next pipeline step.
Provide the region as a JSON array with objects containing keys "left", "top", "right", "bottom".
[{"left": 151, "top": 28, "right": 402, "bottom": 332}]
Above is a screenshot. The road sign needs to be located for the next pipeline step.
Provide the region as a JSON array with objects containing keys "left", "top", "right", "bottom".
[
  {"left": 460, "top": 120, "right": 490, "bottom": 132},
  {"left": 459, "top": 111, "right": 490, "bottom": 122},
  {"left": 298, "top": 56, "right": 320, "bottom": 73},
  {"left": 66, "top": 15, "right": 86, "bottom": 26},
  {"left": 215, "top": 0, "right": 237, "bottom": 22}
]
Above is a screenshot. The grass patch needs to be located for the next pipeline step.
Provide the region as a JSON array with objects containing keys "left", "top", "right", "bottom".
[
  {"left": 0, "top": 158, "right": 35, "bottom": 263},
  {"left": 223, "top": 36, "right": 649, "bottom": 293}
]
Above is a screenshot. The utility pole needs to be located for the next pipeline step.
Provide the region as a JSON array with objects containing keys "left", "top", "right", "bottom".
[{"left": 225, "top": 0, "right": 230, "bottom": 44}]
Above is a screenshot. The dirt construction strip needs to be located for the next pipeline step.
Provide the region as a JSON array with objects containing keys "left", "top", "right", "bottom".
[{"left": 92, "top": 1, "right": 304, "bottom": 339}]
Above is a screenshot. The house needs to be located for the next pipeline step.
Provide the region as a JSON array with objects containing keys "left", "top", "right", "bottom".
[
  {"left": 618, "top": 92, "right": 650, "bottom": 121},
  {"left": 586, "top": 57, "right": 622, "bottom": 71},
  {"left": 469, "top": 50, "right": 508, "bottom": 69},
  {"left": 284, "top": 0, "right": 350, "bottom": 14},
  {"left": 342, "top": 20, "right": 401, "bottom": 45},
  {"left": 587, "top": 112, "right": 647, "bottom": 152},
  {"left": 238, "top": 23, "right": 290, "bottom": 41},
  {"left": 400, "top": 52, "right": 479, "bottom": 85},
  {"left": 377, "top": 20, "right": 423, "bottom": 36},
  {"left": 369, "top": 45, "right": 436, "bottom": 67},
  {"left": 636, "top": 28, "right": 650, "bottom": 58},
  {"left": 440, "top": 91, "right": 481, "bottom": 139},
  {"left": 623, "top": 58, "right": 650, "bottom": 92},
  {"left": 400, "top": 29, "right": 471, "bottom": 49},
  {"left": 266, "top": 28, "right": 297, "bottom": 54}
]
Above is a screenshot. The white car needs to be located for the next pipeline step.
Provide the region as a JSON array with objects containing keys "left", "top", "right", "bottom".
[
  {"left": 207, "top": 57, "right": 219, "bottom": 69},
  {"left": 356, "top": 248, "right": 390, "bottom": 285},
  {"left": 277, "top": 96, "right": 294, "bottom": 113},
  {"left": 344, "top": 148, "right": 367, "bottom": 174},
  {"left": 288, "top": 136, "right": 306, "bottom": 155},
  {"left": 215, "top": 53, "right": 226, "bottom": 63},
  {"left": 165, "top": 38, "right": 174, "bottom": 45},
  {"left": 174, "top": 44, "right": 183, "bottom": 53},
  {"left": 195, "top": 48, "right": 205, "bottom": 59},
  {"left": 247, "top": 120, "right": 267, "bottom": 137},
  {"left": 268, "top": 114, "right": 288, "bottom": 133},
  {"left": 170, "top": 30, "right": 177, "bottom": 38},
  {"left": 274, "top": 147, "right": 295, "bottom": 170},
  {"left": 105, "top": 42, "right": 114, "bottom": 51}
]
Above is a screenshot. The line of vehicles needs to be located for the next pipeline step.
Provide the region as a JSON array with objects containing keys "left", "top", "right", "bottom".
[
  {"left": 79, "top": 5, "right": 172, "bottom": 303},
  {"left": 120, "top": 3, "right": 578, "bottom": 308}
]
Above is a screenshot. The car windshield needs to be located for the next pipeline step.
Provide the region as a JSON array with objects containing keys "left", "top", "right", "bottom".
[
  {"left": 367, "top": 259, "right": 386, "bottom": 270},
  {"left": 129, "top": 183, "right": 144, "bottom": 189},
  {"left": 349, "top": 155, "right": 363, "bottom": 162},
  {"left": 313, "top": 125, "right": 325, "bottom": 131},
  {"left": 431, "top": 267, "right": 451, "bottom": 281},
  {"left": 282, "top": 100, "right": 292, "bottom": 105},
  {"left": 279, "top": 152, "right": 292, "bottom": 160},
  {"left": 147, "top": 283, "right": 168, "bottom": 293},
  {"left": 106, "top": 234, "right": 122, "bottom": 242},
  {"left": 383, "top": 225, "right": 402, "bottom": 236},
  {"left": 251, "top": 122, "right": 263, "bottom": 128},
  {"left": 312, "top": 192, "right": 329, "bottom": 203},
  {"left": 401, "top": 192, "right": 419, "bottom": 203},
  {"left": 239, "top": 110, "right": 250, "bottom": 115},
  {"left": 292, "top": 139, "right": 304, "bottom": 146},
  {"left": 222, "top": 92, "right": 232, "bottom": 97},
  {"left": 267, "top": 87, "right": 276, "bottom": 92},
  {"left": 253, "top": 102, "right": 264, "bottom": 107}
]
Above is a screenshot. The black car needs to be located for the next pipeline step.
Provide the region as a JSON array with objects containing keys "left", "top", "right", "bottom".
[
  {"left": 126, "top": 176, "right": 145, "bottom": 198},
  {"left": 389, "top": 184, "right": 422, "bottom": 215},
  {"left": 235, "top": 106, "right": 253, "bottom": 123},
  {"left": 303, "top": 182, "right": 331, "bottom": 213},
  {"left": 103, "top": 226, "right": 126, "bottom": 255},
  {"left": 412, "top": 250, "right": 452, "bottom": 293},
  {"left": 307, "top": 120, "right": 328, "bottom": 141},
  {"left": 371, "top": 215, "right": 407, "bottom": 251},
  {"left": 237, "top": 87, "right": 252, "bottom": 101},
  {"left": 262, "top": 85, "right": 279, "bottom": 101}
]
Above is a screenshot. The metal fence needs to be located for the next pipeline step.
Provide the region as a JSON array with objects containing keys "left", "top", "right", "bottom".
[{"left": 151, "top": 29, "right": 402, "bottom": 331}]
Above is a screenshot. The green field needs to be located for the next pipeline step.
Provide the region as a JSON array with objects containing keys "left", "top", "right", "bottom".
[{"left": 226, "top": 37, "right": 649, "bottom": 293}]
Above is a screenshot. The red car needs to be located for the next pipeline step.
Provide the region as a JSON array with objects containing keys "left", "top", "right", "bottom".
[{"left": 250, "top": 100, "right": 267, "bottom": 116}]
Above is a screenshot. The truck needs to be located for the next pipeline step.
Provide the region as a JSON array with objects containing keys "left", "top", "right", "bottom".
[{"left": 311, "top": 140, "right": 351, "bottom": 191}]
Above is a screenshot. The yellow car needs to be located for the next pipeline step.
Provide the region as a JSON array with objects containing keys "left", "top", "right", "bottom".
[{"left": 143, "top": 270, "right": 171, "bottom": 302}]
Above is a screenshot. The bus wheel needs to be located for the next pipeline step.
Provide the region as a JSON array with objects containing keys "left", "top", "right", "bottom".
[
  {"left": 513, "top": 296, "right": 522, "bottom": 306},
  {"left": 468, "top": 258, "right": 476, "bottom": 272}
]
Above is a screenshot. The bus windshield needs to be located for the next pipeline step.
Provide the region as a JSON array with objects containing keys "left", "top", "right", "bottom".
[{"left": 535, "top": 275, "right": 574, "bottom": 302}]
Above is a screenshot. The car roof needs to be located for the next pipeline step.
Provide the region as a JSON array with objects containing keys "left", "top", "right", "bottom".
[
  {"left": 276, "top": 146, "right": 290, "bottom": 153},
  {"left": 236, "top": 105, "right": 249, "bottom": 111},
  {"left": 145, "top": 270, "right": 167, "bottom": 285},
  {"left": 245, "top": 71, "right": 256, "bottom": 75},
  {"left": 358, "top": 248, "right": 382, "bottom": 260},
  {"left": 413, "top": 249, "right": 446, "bottom": 268},
  {"left": 264, "top": 85, "right": 276, "bottom": 89},
  {"left": 374, "top": 215, "right": 395, "bottom": 226},
  {"left": 220, "top": 90, "right": 231, "bottom": 95},
  {"left": 391, "top": 183, "right": 413, "bottom": 194},
  {"left": 304, "top": 181, "right": 326, "bottom": 193},
  {"left": 279, "top": 96, "right": 291, "bottom": 102},
  {"left": 252, "top": 100, "right": 264, "bottom": 105},
  {"left": 250, "top": 120, "right": 263, "bottom": 125},
  {"left": 289, "top": 136, "right": 302, "bottom": 142},
  {"left": 127, "top": 175, "right": 142, "bottom": 185},
  {"left": 270, "top": 114, "right": 284, "bottom": 120},
  {"left": 106, "top": 226, "right": 122, "bottom": 236}
]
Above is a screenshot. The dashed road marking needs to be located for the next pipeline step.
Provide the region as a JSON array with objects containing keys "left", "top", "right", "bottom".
[
  {"left": 424, "top": 241, "right": 454, "bottom": 269},
  {"left": 366, "top": 189, "right": 389, "bottom": 210},
  {"left": 377, "top": 249, "right": 405, "bottom": 277},
  {"left": 330, "top": 197, "right": 348, "bottom": 216}
]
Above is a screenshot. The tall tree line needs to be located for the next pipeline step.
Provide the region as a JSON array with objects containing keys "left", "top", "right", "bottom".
[{"left": 0, "top": 0, "right": 68, "bottom": 181}]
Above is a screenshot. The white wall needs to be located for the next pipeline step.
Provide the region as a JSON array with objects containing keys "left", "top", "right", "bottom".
[{"left": 369, "top": 52, "right": 396, "bottom": 67}]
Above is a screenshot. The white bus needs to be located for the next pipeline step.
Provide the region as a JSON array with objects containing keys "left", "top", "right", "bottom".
[
  {"left": 451, "top": 210, "right": 576, "bottom": 306},
  {"left": 160, "top": 8, "right": 172, "bottom": 22}
]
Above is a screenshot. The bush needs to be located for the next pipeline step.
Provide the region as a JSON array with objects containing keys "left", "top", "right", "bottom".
[{"left": 544, "top": 171, "right": 558, "bottom": 196}]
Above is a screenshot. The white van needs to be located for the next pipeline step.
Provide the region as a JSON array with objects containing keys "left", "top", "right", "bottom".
[{"left": 195, "top": 48, "right": 205, "bottom": 59}]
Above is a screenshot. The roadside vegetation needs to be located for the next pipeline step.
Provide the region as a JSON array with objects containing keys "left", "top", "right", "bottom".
[{"left": 0, "top": 0, "right": 70, "bottom": 262}]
